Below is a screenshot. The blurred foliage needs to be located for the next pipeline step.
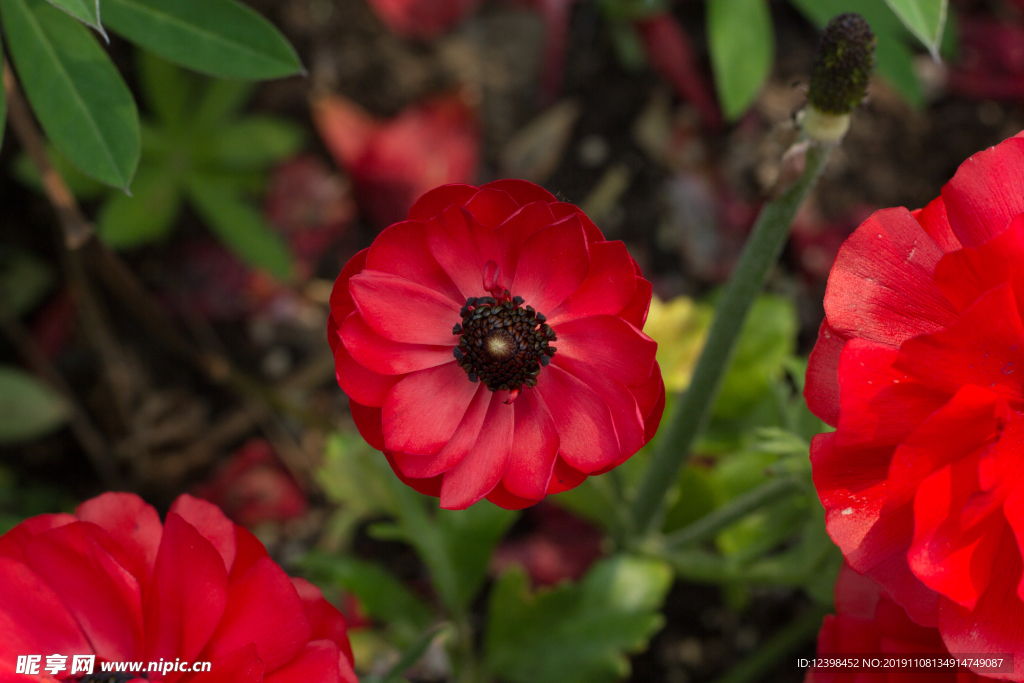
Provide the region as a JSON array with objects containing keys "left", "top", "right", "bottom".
[{"left": 0, "top": 464, "right": 78, "bottom": 534}]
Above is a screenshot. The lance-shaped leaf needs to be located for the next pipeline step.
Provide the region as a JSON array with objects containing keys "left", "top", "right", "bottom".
[
  {"left": 883, "top": 0, "right": 947, "bottom": 58},
  {"left": 707, "top": 0, "right": 774, "bottom": 120},
  {"left": 0, "top": 366, "right": 69, "bottom": 444},
  {"left": 485, "top": 555, "right": 672, "bottom": 683},
  {"left": 0, "top": 0, "right": 139, "bottom": 189},
  {"left": 101, "top": 0, "right": 303, "bottom": 80},
  {"left": 44, "top": 0, "right": 106, "bottom": 38},
  {"left": 98, "top": 164, "right": 181, "bottom": 247}
]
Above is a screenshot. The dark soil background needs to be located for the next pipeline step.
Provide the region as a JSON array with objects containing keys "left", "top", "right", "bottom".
[{"left": 1, "top": 0, "right": 1021, "bottom": 681}]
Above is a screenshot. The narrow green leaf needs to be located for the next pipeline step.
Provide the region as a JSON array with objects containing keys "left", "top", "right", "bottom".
[
  {"left": 98, "top": 164, "right": 181, "bottom": 248},
  {"left": 102, "top": 0, "right": 304, "bottom": 80},
  {"left": 485, "top": 556, "right": 673, "bottom": 683},
  {"left": 185, "top": 175, "right": 293, "bottom": 278},
  {"left": 43, "top": 0, "right": 105, "bottom": 37},
  {"left": 13, "top": 147, "right": 108, "bottom": 199},
  {"left": 0, "top": 0, "right": 139, "bottom": 188},
  {"left": 206, "top": 116, "right": 305, "bottom": 170},
  {"left": 137, "top": 49, "right": 195, "bottom": 126},
  {"left": 0, "top": 366, "right": 68, "bottom": 444},
  {"left": 883, "top": 0, "right": 947, "bottom": 58},
  {"left": 707, "top": 0, "right": 774, "bottom": 120},
  {"left": 194, "top": 78, "right": 254, "bottom": 127}
]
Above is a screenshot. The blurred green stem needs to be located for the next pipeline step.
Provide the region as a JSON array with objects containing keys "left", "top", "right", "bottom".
[
  {"left": 455, "top": 614, "right": 481, "bottom": 683},
  {"left": 711, "top": 605, "right": 828, "bottom": 683},
  {"left": 631, "top": 140, "right": 834, "bottom": 536}
]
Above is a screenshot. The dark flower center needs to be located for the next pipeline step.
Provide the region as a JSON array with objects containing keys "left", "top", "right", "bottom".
[{"left": 452, "top": 291, "right": 557, "bottom": 396}]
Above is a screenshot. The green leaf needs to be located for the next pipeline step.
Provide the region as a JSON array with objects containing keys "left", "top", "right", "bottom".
[
  {"left": 194, "top": 78, "right": 254, "bottom": 127},
  {"left": 0, "top": 0, "right": 140, "bottom": 188},
  {"left": 0, "top": 248, "right": 54, "bottom": 315},
  {"left": 185, "top": 174, "right": 293, "bottom": 279},
  {"left": 98, "top": 164, "right": 181, "bottom": 248},
  {"left": 206, "top": 116, "right": 305, "bottom": 170},
  {"left": 0, "top": 366, "right": 68, "bottom": 444},
  {"left": 707, "top": 0, "right": 774, "bottom": 120},
  {"left": 43, "top": 0, "right": 105, "bottom": 37},
  {"left": 485, "top": 555, "right": 672, "bottom": 683},
  {"left": 788, "top": 0, "right": 924, "bottom": 107},
  {"left": 101, "top": 0, "right": 304, "bottom": 80},
  {"left": 300, "top": 552, "right": 433, "bottom": 644},
  {"left": 137, "top": 49, "right": 195, "bottom": 126},
  {"left": 883, "top": 0, "right": 947, "bottom": 57},
  {"left": 13, "top": 147, "right": 108, "bottom": 199}
]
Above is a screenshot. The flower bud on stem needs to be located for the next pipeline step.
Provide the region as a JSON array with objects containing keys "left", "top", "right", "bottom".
[{"left": 630, "top": 13, "right": 876, "bottom": 538}]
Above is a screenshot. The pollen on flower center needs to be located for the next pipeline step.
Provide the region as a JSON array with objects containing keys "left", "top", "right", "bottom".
[{"left": 451, "top": 292, "right": 557, "bottom": 393}]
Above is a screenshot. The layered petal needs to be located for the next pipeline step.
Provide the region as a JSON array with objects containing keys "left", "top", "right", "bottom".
[
  {"left": 554, "top": 315, "right": 656, "bottom": 387},
  {"left": 501, "top": 389, "right": 559, "bottom": 501},
  {"left": 365, "top": 220, "right": 462, "bottom": 302},
  {"left": 350, "top": 270, "right": 461, "bottom": 345},
  {"left": 547, "top": 241, "right": 638, "bottom": 324},
  {"left": 335, "top": 343, "right": 402, "bottom": 407},
  {"left": 341, "top": 312, "right": 454, "bottom": 375},
  {"left": 76, "top": 493, "right": 162, "bottom": 589},
  {"left": 382, "top": 362, "right": 480, "bottom": 454},
  {"left": 941, "top": 133, "right": 1024, "bottom": 247},
  {"left": 511, "top": 216, "right": 590, "bottom": 314},
  {"left": 426, "top": 205, "right": 500, "bottom": 300},
  {"left": 536, "top": 365, "right": 619, "bottom": 473},
  {"left": 439, "top": 393, "right": 514, "bottom": 509},
  {"left": 392, "top": 383, "right": 491, "bottom": 478}
]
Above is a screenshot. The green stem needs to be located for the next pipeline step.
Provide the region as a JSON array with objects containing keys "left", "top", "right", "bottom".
[
  {"left": 455, "top": 614, "right": 481, "bottom": 683},
  {"left": 631, "top": 141, "right": 834, "bottom": 535},
  {"left": 658, "top": 475, "right": 803, "bottom": 551},
  {"left": 710, "top": 605, "right": 828, "bottom": 683}
]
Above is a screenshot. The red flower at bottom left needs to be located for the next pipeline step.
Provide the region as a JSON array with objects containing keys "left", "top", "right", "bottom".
[{"left": 0, "top": 493, "right": 356, "bottom": 683}]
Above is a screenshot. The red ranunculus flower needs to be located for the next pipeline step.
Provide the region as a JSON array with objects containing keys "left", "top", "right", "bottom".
[
  {"left": 0, "top": 492, "right": 356, "bottom": 682},
  {"left": 806, "top": 131, "right": 1024, "bottom": 675},
  {"left": 806, "top": 564, "right": 995, "bottom": 683},
  {"left": 328, "top": 180, "right": 664, "bottom": 510}
]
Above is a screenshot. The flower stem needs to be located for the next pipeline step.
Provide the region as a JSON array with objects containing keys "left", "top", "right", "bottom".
[{"left": 631, "top": 141, "right": 834, "bottom": 536}]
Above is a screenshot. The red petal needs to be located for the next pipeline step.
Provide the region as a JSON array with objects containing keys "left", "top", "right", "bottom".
[
  {"left": 914, "top": 196, "right": 962, "bottom": 253},
  {"left": 630, "top": 360, "right": 664, "bottom": 423},
  {"left": 203, "top": 557, "right": 311, "bottom": 672},
  {"left": 383, "top": 451, "right": 443, "bottom": 496},
  {"left": 805, "top": 319, "right": 847, "bottom": 427},
  {"left": 909, "top": 455, "right": 1003, "bottom": 610},
  {"left": 313, "top": 96, "right": 378, "bottom": 169},
  {"left": 230, "top": 526, "right": 270, "bottom": 582},
  {"left": 941, "top": 134, "right": 1024, "bottom": 247},
  {"left": 463, "top": 188, "right": 520, "bottom": 228},
  {"left": 341, "top": 312, "right": 454, "bottom": 375},
  {"left": 618, "top": 277, "right": 653, "bottom": 329},
  {"left": 335, "top": 341, "right": 402, "bottom": 407},
  {"left": 481, "top": 179, "right": 557, "bottom": 205},
  {"left": 365, "top": 220, "right": 463, "bottom": 302},
  {"left": 329, "top": 249, "right": 369, "bottom": 326},
  {"left": 263, "top": 640, "right": 341, "bottom": 683},
  {"left": 408, "top": 184, "right": 479, "bottom": 222},
  {"left": 382, "top": 363, "right": 479, "bottom": 454},
  {"left": 145, "top": 513, "right": 228, "bottom": 665},
  {"left": 486, "top": 479, "right": 542, "bottom": 509},
  {"left": 169, "top": 494, "right": 237, "bottom": 574},
  {"left": 547, "top": 241, "right": 638, "bottom": 324},
  {"left": 186, "top": 643, "right": 263, "bottom": 683},
  {"left": 933, "top": 213, "right": 1024, "bottom": 314},
  {"left": 546, "top": 456, "right": 588, "bottom": 494},
  {"left": 549, "top": 201, "right": 607, "bottom": 244},
  {"left": 425, "top": 205, "right": 499, "bottom": 300},
  {"left": 494, "top": 201, "right": 558, "bottom": 290},
  {"left": 511, "top": 215, "right": 590, "bottom": 314},
  {"left": 350, "top": 270, "right": 462, "bottom": 345},
  {"left": 392, "top": 384, "right": 490, "bottom": 478},
  {"left": 555, "top": 314, "right": 656, "bottom": 387},
  {"left": 501, "top": 389, "right": 559, "bottom": 500},
  {"left": 641, "top": 375, "right": 665, "bottom": 445},
  {"left": 25, "top": 523, "right": 143, "bottom": 661},
  {"left": 350, "top": 400, "right": 387, "bottom": 451},
  {"left": 833, "top": 563, "right": 881, "bottom": 619},
  {"left": 0, "top": 512, "right": 76, "bottom": 562},
  {"left": 291, "top": 578, "right": 354, "bottom": 664},
  {"left": 824, "top": 208, "right": 957, "bottom": 347},
  {"left": 76, "top": 493, "right": 162, "bottom": 589},
  {"left": 535, "top": 365, "right": 619, "bottom": 472},
  {"left": 895, "top": 284, "right": 1024, "bottom": 402},
  {"left": 553, "top": 355, "right": 645, "bottom": 458},
  {"left": 0, "top": 557, "right": 92, "bottom": 673},
  {"left": 439, "top": 394, "right": 514, "bottom": 509}
]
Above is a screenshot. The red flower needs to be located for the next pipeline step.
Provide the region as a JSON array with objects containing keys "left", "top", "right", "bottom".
[
  {"left": 0, "top": 492, "right": 356, "bottom": 682},
  {"left": 313, "top": 93, "right": 479, "bottom": 229},
  {"left": 806, "top": 131, "right": 1024, "bottom": 672},
  {"left": 328, "top": 179, "right": 664, "bottom": 510},
  {"left": 366, "top": 0, "right": 479, "bottom": 39},
  {"left": 806, "top": 564, "right": 994, "bottom": 683},
  {"left": 194, "top": 439, "right": 308, "bottom": 528}
]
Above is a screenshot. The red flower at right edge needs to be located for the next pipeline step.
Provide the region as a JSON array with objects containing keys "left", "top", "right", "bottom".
[{"left": 805, "top": 130, "right": 1024, "bottom": 678}]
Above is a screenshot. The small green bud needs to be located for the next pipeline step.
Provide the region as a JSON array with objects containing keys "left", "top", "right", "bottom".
[{"left": 808, "top": 13, "right": 876, "bottom": 116}]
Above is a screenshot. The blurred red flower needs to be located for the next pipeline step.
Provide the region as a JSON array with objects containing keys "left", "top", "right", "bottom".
[
  {"left": 0, "top": 493, "right": 356, "bottom": 682},
  {"left": 806, "top": 564, "right": 994, "bottom": 683},
  {"left": 491, "top": 502, "right": 603, "bottom": 585},
  {"left": 194, "top": 439, "right": 308, "bottom": 529},
  {"left": 328, "top": 179, "right": 664, "bottom": 510},
  {"left": 366, "top": 0, "right": 479, "bottom": 39},
  {"left": 806, "top": 131, "right": 1024, "bottom": 669},
  {"left": 313, "top": 93, "right": 479, "bottom": 229}
]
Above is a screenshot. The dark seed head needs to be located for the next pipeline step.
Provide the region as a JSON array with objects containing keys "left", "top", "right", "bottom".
[{"left": 808, "top": 13, "right": 876, "bottom": 115}]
